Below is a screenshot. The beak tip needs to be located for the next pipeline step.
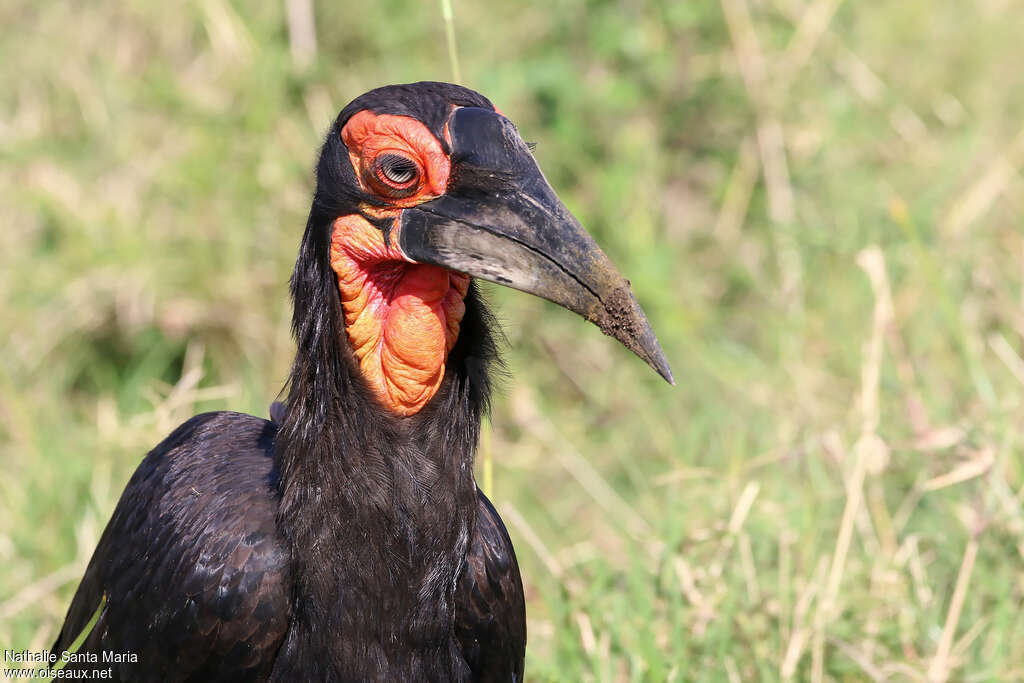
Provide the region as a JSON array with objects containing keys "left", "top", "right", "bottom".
[
  {"left": 646, "top": 348, "right": 675, "bottom": 386},
  {"left": 660, "top": 364, "right": 676, "bottom": 386},
  {"left": 598, "top": 285, "right": 674, "bottom": 386}
]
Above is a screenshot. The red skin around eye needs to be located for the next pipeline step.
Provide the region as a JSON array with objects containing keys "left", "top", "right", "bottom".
[
  {"left": 333, "top": 111, "right": 467, "bottom": 415},
  {"left": 341, "top": 111, "right": 451, "bottom": 207}
]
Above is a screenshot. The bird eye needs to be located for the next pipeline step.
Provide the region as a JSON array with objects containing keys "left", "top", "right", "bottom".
[{"left": 373, "top": 153, "right": 420, "bottom": 190}]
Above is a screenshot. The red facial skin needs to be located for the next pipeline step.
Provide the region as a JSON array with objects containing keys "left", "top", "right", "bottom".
[
  {"left": 342, "top": 110, "right": 451, "bottom": 208},
  {"left": 331, "top": 112, "right": 467, "bottom": 416}
]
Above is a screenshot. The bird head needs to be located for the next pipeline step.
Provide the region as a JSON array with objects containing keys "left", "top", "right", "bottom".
[{"left": 294, "top": 82, "right": 672, "bottom": 416}]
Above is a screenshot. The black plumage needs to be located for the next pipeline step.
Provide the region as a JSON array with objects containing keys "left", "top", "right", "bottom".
[
  {"left": 53, "top": 81, "right": 670, "bottom": 682},
  {"left": 53, "top": 284, "right": 524, "bottom": 681}
]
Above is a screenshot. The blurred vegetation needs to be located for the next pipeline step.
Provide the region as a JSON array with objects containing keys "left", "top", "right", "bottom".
[{"left": 3, "top": 0, "right": 1024, "bottom": 679}]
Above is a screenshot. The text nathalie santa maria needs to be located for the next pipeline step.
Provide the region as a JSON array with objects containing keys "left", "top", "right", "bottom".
[{"left": 4, "top": 651, "right": 137, "bottom": 665}]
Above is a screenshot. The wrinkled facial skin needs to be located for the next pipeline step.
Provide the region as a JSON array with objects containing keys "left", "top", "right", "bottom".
[
  {"left": 331, "top": 111, "right": 464, "bottom": 416},
  {"left": 330, "top": 214, "right": 468, "bottom": 416},
  {"left": 341, "top": 111, "right": 450, "bottom": 212}
]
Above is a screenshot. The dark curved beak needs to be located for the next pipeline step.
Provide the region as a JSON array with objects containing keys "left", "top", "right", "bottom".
[{"left": 397, "top": 107, "right": 673, "bottom": 384}]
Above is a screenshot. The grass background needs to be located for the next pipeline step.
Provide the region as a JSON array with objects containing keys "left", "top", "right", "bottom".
[{"left": 3, "top": 0, "right": 1024, "bottom": 679}]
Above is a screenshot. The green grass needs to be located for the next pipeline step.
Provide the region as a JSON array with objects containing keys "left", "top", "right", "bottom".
[{"left": 3, "top": 0, "right": 1024, "bottom": 679}]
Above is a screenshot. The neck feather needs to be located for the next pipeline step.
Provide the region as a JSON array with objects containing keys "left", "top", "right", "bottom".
[{"left": 272, "top": 212, "right": 498, "bottom": 677}]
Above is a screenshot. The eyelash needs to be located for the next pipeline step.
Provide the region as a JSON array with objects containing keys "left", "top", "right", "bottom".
[{"left": 368, "top": 153, "right": 422, "bottom": 197}]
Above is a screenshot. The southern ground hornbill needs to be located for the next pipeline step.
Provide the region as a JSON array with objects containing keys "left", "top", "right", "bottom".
[{"left": 51, "top": 82, "right": 672, "bottom": 681}]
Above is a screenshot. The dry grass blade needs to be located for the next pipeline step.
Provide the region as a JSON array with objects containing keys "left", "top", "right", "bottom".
[
  {"left": 827, "top": 637, "right": 885, "bottom": 682},
  {"left": 728, "top": 481, "right": 761, "bottom": 534},
  {"left": 989, "top": 332, "right": 1024, "bottom": 386},
  {"left": 779, "top": 0, "right": 845, "bottom": 84},
  {"left": 738, "top": 532, "right": 760, "bottom": 604},
  {"left": 720, "top": 0, "right": 801, "bottom": 307},
  {"left": 719, "top": 0, "right": 795, "bottom": 226},
  {"left": 440, "top": 0, "right": 462, "bottom": 84},
  {"left": 513, "top": 388, "right": 652, "bottom": 539},
  {"left": 652, "top": 466, "right": 713, "bottom": 486},
  {"left": 0, "top": 563, "right": 84, "bottom": 622},
  {"left": 809, "top": 247, "right": 893, "bottom": 679},
  {"left": 724, "top": 657, "right": 742, "bottom": 683},
  {"left": 926, "top": 528, "right": 982, "bottom": 682},
  {"left": 574, "top": 612, "right": 597, "bottom": 656},
  {"left": 944, "top": 128, "right": 1024, "bottom": 237},
  {"left": 920, "top": 449, "right": 994, "bottom": 492},
  {"left": 769, "top": 0, "right": 937, "bottom": 154},
  {"left": 499, "top": 502, "right": 564, "bottom": 581},
  {"left": 707, "top": 482, "right": 760, "bottom": 580},
  {"left": 781, "top": 557, "right": 827, "bottom": 679},
  {"left": 285, "top": 0, "right": 318, "bottom": 69},
  {"left": 200, "top": 0, "right": 254, "bottom": 64},
  {"left": 673, "top": 556, "right": 706, "bottom": 609},
  {"left": 714, "top": 136, "right": 760, "bottom": 245},
  {"left": 855, "top": 247, "right": 893, "bottom": 436},
  {"left": 674, "top": 556, "right": 717, "bottom": 637},
  {"left": 949, "top": 617, "right": 988, "bottom": 665}
]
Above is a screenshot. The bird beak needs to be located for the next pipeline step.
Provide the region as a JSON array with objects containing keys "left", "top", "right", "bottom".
[{"left": 396, "top": 107, "right": 673, "bottom": 384}]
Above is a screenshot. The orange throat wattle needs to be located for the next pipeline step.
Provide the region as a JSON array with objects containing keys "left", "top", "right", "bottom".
[{"left": 329, "top": 215, "right": 469, "bottom": 416}]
